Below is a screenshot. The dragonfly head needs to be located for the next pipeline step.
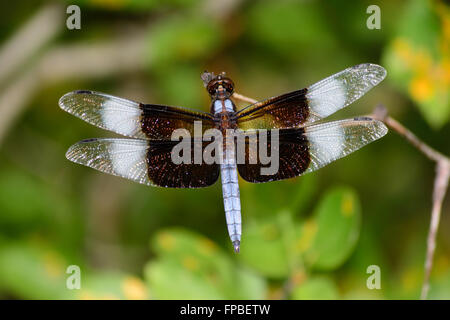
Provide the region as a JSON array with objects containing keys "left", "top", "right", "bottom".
[{"left": 202, "top": 71, "right": 234, "bottom": 100}]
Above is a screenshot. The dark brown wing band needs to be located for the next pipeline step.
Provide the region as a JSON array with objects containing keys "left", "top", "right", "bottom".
[
  {"left": 236, "top": 128, "right": 311, "bottom": 183},
  {"left": 146, "top": 139, "right": 220, "bottom": 188},
  {"left": 58, "top": 90, "right": 216, "bottom": 140},
  {"left": 65, "top": 138, "right": 219, "bottom": 189},
  {"left": 140, "top": 104, "right": 216, "bottom": 140},
  {"left": 234, "top": 89, "right": 311, "bottom": 131}
]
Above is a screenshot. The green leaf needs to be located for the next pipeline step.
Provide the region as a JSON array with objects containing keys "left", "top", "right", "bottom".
[
  {"left": 239, "top": 217, "right": 291, "bottom": 279},
  {"left": 304, "top": 186, "right": 361, "bottom": 270},
  {"left": 154, "top": 64, "right": 204, "bottom": 108},
  {"left": 147, "top": 228, "right": 267, "bottom": 299},
  {"left": 233, "top": 267, "right": 268, "bottom": 300},
  {"left": 240, "top": 174, "right": 317, "bottom": 218},
  {"left": 151, "top": 228, "right": 231, "bottom": 273},
  {"left": 147, "top": 15, "right": 222, "bottom": 68},
  {"left": 0, "top": 170, "right": 52, "bottom": 228},
  {"left": 247, "top": 1, "right": 335, "bottom": 58},
  {"left": 291, "top": 276, "right": 339, "bottom": 300},
  {"left": 78, "top": 272, "right": 149, "bottom": 300},
  {"left": 0, "top": 242, "right": 74, "bottom": 299},
  {"left": 144, "top": 258, "right": 225, "bottom": 299}
]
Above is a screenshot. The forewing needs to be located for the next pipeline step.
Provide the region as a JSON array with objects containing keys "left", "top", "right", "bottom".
[
  {"left": 235, "top": 64, "right": 386, "bottom": 131},
  {"left": 66, "top": 138, "right": 219, "bottom": 188},
  {"left": 59, "top": 90, "right": 215, "bottom": 140},
  {"left": 237, "top": 118, "right": 388, "bottom": 183}
]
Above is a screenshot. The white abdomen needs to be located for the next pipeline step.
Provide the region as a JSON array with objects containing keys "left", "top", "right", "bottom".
[{"left": 220, "top": 145, "right": 242, "bottom": 253}]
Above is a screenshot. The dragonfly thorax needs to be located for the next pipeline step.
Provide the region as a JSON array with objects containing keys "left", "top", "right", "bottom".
[{"left": 212, "top": 99, "right": 235, "bottom": 114}]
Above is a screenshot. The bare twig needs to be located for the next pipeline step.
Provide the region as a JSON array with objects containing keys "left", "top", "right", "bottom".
[
  {"left": 371, "top": 105, "right": 449, "bottom": 163},
  {"left": 0, "top": 66, "right": 39, "bottom": 144},
  {"left": 201, "top": 0, "right": 243, "bottom": 21},
  {"left": 232, "top": 92, "right": 258, "bottom": 105},
  {"left": 0, "top": 4, "right": 64, "bottom": 145},
  {"left": 371, "top": 104, "right": 450, "bottom": 300},
  {"left": 420, "top": 161, "right": 450, "bottom": 299}
]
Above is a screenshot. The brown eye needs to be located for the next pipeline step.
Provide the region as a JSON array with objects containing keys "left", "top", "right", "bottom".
[
  {"left": 207, "top": 81, "right": 216, "bottom": 95},
  {"left": 223, "top": 80, "right": 234, "bottom": 93}
]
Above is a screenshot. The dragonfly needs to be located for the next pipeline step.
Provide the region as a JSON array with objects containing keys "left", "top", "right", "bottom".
[{"left": 59, "top": 63, "right": 388, "bottom": 253}]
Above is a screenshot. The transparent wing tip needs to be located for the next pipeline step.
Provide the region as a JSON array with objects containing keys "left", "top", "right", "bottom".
[
  {"left": 65, "top": 138, "right": 97, "bottom": 163},
  {"left": 352, "top": 117, "right": 389, "bottom": 138},
  {"left": 353, "top": 63, "right": 387, "bottom": 82},
  {"left": 375, "top": 119, "right": 388, "bottom": 136},
  {"left": 65, "top": 143, "right": 81, "bottom": 163},
  {"left": 58, "top": 90, "right": 93, "bottom": 111},
  {"left": 58, "top": 92, "right": 73, "bottom": 111}
]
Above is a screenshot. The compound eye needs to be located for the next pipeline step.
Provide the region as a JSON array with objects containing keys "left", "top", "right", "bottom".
[
  {"left": 225, "top": 82, "right": 234, "bottom": 94},
  {"left": 206, "top": 82, "right": 216, "bottom": 95},
  {"left": 208, "top": 86, "right": 216, "bottom": 95}
]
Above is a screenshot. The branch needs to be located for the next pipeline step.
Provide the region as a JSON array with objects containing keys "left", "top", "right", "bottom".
[
  {"left": 0, "top": 66, "right": 39, "bottom": 145},
  {"left": 370, "top": 105, "right": 449, "bottom": 164},
  {"left": 232, "top": 92, "right": 258, "bottom": 105},
  {"left": 420, "top": 161, "right": 450, "bottom": 299},
  {"left": 370, "top": 105, "right": 450, "bottom": 300}
]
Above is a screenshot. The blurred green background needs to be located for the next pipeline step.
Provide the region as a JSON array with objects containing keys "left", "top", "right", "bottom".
[{"left": 0, "top": 0, "right": 449, "bottom": 300}]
